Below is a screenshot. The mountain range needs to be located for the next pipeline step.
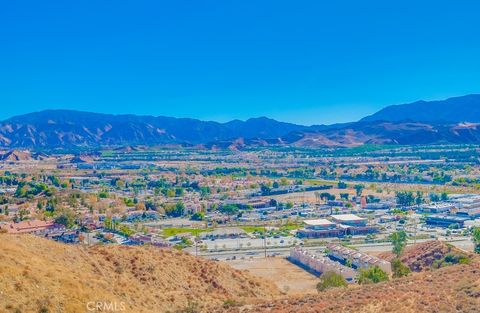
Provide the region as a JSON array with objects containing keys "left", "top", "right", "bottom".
[{"left": 1, "top": 94, "right": 480, "bottom": 149}]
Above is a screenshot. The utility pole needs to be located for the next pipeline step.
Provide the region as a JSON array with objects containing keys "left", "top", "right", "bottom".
[
  {"left": 263, "top": 223, "right": 267, "bottom": 258},
  {"left": 195, "top": 236, "right": 201, "bottom": 257},
  {"left": 302, "top": 189, "right": 306, "bottom": 208},
  {"left": 408, "top": 209, "right": 416, "bottom": 244},
  {"left": 413, "top": 213, "right": 417, "bottom": 244}
]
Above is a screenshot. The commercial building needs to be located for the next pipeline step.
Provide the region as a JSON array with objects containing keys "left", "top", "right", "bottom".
[
  {"left": 330, "top": 214, "right": 367, "bottom": 226},
  {"left": 379, "top": 215, "right": 400, "bottom": 223},
  {"left": 331, "top": 214, "right": 378, "bottom": 235},
  {"left": 327, "top": 200, "right": 345, "bottom": 207},
  {"left": 297, "top": 216, "right": 378, "bottom": 238},
  {"left": 297, "top": 219, "right": 345, "bottom": 238},
  {"left": 448, "top": 194, "right": 480, "bottom": 218},
  {"left": 304, "top": 219, "right": 336, "bottom": 230},
  {"left": 455, "top": 203, "right": 480, "bottom": 218},
  {"left": 365, "top": 202, "right": 392, "bottom": 210},
  {"left": 425, "top": 215, "right": 468, "bottom": 228},
  {"left": 419, "top": 203, "right": 454, "bottom": 214},
  {"left": 130, "top": 233, "right": 171, "bottom": 247}
]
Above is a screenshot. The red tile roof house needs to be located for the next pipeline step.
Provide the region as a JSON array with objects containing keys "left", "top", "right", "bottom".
[{"left": 1, "top": 220, "right": 65, "bottom": 236}]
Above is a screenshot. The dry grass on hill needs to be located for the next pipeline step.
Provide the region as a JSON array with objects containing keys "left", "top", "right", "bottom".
[
  {"left": 221, "top": 260, "right": 480, "bottom": 313},
  {"left": 379, "top": 240, "right": 472, "bottom": 272},
  {"left": 221, "top": 241, "right": 480, "bottom": 313},
  {"left": 0, "top": 235, "right": 280, "bottom": 313}
]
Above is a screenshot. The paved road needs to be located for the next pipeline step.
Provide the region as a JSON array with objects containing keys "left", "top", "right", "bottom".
[{"left": 190, "top": 237, "right": 473, "bottom": 260}]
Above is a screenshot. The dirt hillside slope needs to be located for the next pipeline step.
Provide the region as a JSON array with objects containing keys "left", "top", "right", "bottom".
[
  {"left": 0, "top": 235, "right": 280, "bottom": 313},
  {"left": 221, "top": 242, "right": 480, "bottom": 313},
  {"left": 379, "top": 240, "right": 471, "bottom": 272}
]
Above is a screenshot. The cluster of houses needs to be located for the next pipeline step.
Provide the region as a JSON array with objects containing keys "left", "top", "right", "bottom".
[
  {"left": 326, "top": 244, "right": 392, "bottom": 274},
  {"left": 0, "top": 220, "right": 65, "bottom": 235},
  {"left": 0, "top": 220, "right": 81, "bottom": 243},
  {"left": 289, "top": 245, "right": 391, "bottom": 282},
  {"left": 129, "top": 233, "right": 171, "bottom": 247},
  {"left": 289, "top": 247, "right": 357, "bottom": 281}
]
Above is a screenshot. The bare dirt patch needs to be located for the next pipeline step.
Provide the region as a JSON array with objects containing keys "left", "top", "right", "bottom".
[{"left": 226, "top": 257, "right": 318, "bottom": 295}]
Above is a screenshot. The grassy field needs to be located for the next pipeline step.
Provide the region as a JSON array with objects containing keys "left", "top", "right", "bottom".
[
  {"left": 162, "top": 227, "right": 213, "bottom": 237},
  {"left": 240, "top": 226, "right": 266, "bottom": 233},
  {"left": 240, "top": 222, "right": 301, "bottom": 234},
  {"left": 280, "top": 223, "right": 302, "bottom": 231}
]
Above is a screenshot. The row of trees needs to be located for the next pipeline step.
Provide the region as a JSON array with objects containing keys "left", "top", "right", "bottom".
[{"left": 395, "top": 191, "right": 448, "bottom": 208}]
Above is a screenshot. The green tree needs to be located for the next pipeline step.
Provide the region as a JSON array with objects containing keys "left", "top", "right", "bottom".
[
  {"left": 54, "top": 209, "right": 76, "bottom": 228},
  {"left": 429, "top": 193, "right": 440, "bottom": 202},
  {"left": 337, "top": 181, "right": 348, "bottom": 189},
  {"left": 395, "top": 191, "right": 414, "bottom": 208},
  {"left": 391, "top": 258, "right": 411, "bottom": 278},
  {"left": 260, "top": 184, "right": 271, "bottom": 196},
  {"left": 220, "top": 204, "right": 239, "bottom": 215},
  {"left": 389, "top": 230, "right": 407, "bottom": 258},
  {"left": 357, "top": 266, "right": 389, "bottom": 284},
  {"left": 18, "top": 208, "right": 29, "bottom": 221},
  {"left": 441, "top": 192, "right": 448, "bottom": 201},
  {"left": 415, "top": 191, "right": 423, "bottom": 206},
  {"left": 166, "top": 202, "right": 185, "bottom": 217},
  {"left": 166, "top": 189, "right": 176, "bottom": 197},
  {"left": 118, "top": 224, "right": 135, "bottom": 237},
  {"left": 473, "top": 227, "right": 480, "bottom": 254},
  {"left": 175, "top": 187, "right": 185, "bottom": 197},
  {"left": 354, "top": 184, "right": 364, "bottom": 197},
  {"left": 191, "top": 211, "right": 205, "bottom": 221},
  {"left": 316, "top": 271, "right": 348, "bottom": 292}
]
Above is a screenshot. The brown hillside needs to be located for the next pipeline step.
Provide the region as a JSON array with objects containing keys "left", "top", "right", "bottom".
[
  {"left": 221, "top": 245, "right": 480, "bottom": 313},
  {"left": 222, "top": 263, "right": 480, "bottom": 313},
  {"left": 379, "top": 240, "right": 471, "bottom": 272},
  {"left": 0, "top": 150, "right": 32, "bottom": 161},
  {"left": 0, "top": 235, "right": 280, "bottom": 313}
]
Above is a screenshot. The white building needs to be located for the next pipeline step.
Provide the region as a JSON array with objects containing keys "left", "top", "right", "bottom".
[
  {"left": 327, "top": 244, "right": 391, "bottom": 274},
  {"left": 289, "top": 247, "right": 356, "bottom": 281}
]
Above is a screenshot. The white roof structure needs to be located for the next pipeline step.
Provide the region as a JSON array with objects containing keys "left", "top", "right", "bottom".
[
  {"left": 330, "top": 214, "right": 366, "bottom": 222},
  {"left": 304, "top": 219, "right": 335, "bottom": 226},
  {"left": 422, "top": 203, "right": 454, "bottom": 209}
]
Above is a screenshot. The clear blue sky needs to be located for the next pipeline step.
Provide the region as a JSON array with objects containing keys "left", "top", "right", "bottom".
[{"left": 1, "top": 0, "right": 480, "bottom": 125}]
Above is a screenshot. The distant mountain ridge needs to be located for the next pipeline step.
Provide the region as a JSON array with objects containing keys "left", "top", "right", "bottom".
[
  {"left": 361, "top": 94, "right": 480, "bottom": 123},
  {"left": 0, "top": 110, "right": 307, "bottom": 148},
  {"left": 1, "top": 94, "right": 480, "bottom": 149}
]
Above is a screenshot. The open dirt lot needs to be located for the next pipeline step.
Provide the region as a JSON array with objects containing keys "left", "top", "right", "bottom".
[{"left": 226, "top": 257, "right": 318, "bottom": 295}]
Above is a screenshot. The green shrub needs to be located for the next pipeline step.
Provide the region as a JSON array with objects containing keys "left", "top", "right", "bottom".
[
  {"left": 433, "top": 253, "right": 470, "bottom": 268},
  {"left": 391, "top": 258, "right": 411, "bottom": 278},
  {"left": 357, "top": 266, "right": 389, "bottom": 284},
  {"left": 316, "top": 271, "right": 348, "bottom": 292}
]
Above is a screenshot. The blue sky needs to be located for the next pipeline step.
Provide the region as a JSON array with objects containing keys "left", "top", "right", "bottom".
[{"left": 1, "top": 0, "right": 480, "bottom": 125}]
